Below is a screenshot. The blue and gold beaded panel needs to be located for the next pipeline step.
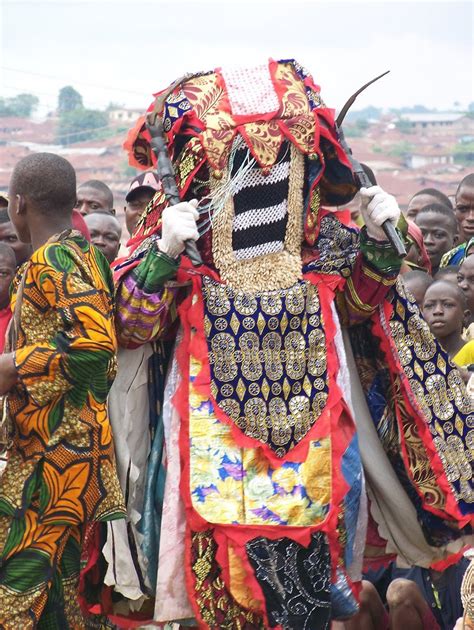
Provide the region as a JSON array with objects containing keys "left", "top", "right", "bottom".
[
  {"left": 202, "top": 276, "right": 329, "bottom": 457},
  {"left": 386, "top": 284, "right": 474, "bottom": 513}
]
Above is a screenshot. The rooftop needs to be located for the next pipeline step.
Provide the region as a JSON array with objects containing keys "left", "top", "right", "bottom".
[{"left": 400, "top": 113, "right": 466, "bottom": 123}]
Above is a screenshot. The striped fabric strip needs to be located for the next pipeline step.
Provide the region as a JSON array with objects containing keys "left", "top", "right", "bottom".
[
  {"left": 234, "top": 241, "right": 284, "bottom": 261},
  {"left": 230, "top": 143, "right": 291, "bottom": 259},
  {"left": 233, "top": 202, "right": 287, "bottom": 232}
]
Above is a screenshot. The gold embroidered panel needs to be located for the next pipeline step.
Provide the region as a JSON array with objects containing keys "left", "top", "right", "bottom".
[{"left": 202, "top": 277, "right": 329, "bottom": 457}]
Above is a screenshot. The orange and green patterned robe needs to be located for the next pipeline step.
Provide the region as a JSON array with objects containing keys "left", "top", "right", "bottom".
[{"left": 0, "top": 231, "right": 125, "bottom": 629}]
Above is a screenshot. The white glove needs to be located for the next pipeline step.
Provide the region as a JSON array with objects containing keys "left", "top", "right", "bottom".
[
  {"left": 157, "top": 199, "right": 199, "bottom": 259},
  {"left": 360, "top": 186, "right": 401, "bottom": 241}
]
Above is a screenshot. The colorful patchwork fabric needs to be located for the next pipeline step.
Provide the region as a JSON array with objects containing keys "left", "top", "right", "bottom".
[
  {"left": 189, "top": 357, "right": 331, "bottom": 526},
  {"left": 168, "top": 264, "right": 366, "bottom": 626}
]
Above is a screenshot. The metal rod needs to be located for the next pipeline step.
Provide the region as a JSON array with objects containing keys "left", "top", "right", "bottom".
[{"left": 146, "top": 118, "right": 202, "bottom": 266}]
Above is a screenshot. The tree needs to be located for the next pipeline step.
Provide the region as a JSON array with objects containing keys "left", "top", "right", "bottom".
[
  {"left": 412, "top": 104, "right": 429, "bottom": 113},
  {"left": 58, "top": 86, "right": 83, "bottom": 114},
  {"left": 395, "top": 119, "right": 413, "bottom": 134},
  {"left": 57, "top": 109, "right": 108, "bottom": 144},
  {"left": 453, "top": 141, "right": 474, "bottom": 166},
  {"left": 0, "top": 93, "right": 39, "bottom": 117},
  {"left": 346, "top": 105, "right": 382, "bottom": 122},
  {"left": 388, "top": 141, "right": 415, "bottom": 157}
]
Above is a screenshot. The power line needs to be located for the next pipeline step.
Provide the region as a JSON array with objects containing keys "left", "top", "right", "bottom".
[
  {"left": 2, "top": 84, "right": 126, "bottom": 112},
  {"left": 0, "top": 120, "right": 129, "bottom": 143},
  {"left": 2, "top": 66, "right": 148, "bottom": 96}
]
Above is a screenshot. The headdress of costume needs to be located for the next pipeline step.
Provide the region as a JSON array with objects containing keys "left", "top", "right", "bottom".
[{"left": 111, "top": 60, "right": 473, "bottom": 628}]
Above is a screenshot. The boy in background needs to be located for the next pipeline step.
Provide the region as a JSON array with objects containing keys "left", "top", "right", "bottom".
[
  {"left": 422, "top": 280, "right": 474, "bottom": 368},
  {"left": 0, "top": 206, "right": 32, "bottom": 267},
  {"left": 415, "top": 203, "right": 458, "bottom": 275}
]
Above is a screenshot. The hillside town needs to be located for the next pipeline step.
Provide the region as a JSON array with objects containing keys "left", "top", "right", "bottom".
[{"left": 1, "top": 98, "right": 473, "bottom": 225}]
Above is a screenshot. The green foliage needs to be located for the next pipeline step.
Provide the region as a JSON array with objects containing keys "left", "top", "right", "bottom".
[
  {"left": 58, "top": 86, "right": 83, "bottom": 114},
  {"left": 356, "top": 118, "right": 369, "bottom": 130},
  {"left": 346, "top": 106, "right": 382, "bottom": 122},
  {"left": 454, "top": 141, "right": 474, "bottom": 153},
  {"left": 56, "top": 108, "right": 108, "bottom": 144},
  {"left": 453, "top": 141, "right": 474, "bottom": 165},
  {"left": 388, "top": 141, "right": 415, "bottom": 157},
  {"left": 395, "top": 119, "right": 414, "bottom": 134},
  {"left": 344, "top": 126, "right": 362, "bottom": 138},
  {"left": 0, "top": 93, "right": 39, "bottom": 117},
  {"left": 56, "top": 86, "right": 121, "bottom": 145},
  {"left": 390, "top": 105, "right": 432, "bottom": 114},
  {"left": 372, "top": 145, "right": 383, "bottom": 153}
]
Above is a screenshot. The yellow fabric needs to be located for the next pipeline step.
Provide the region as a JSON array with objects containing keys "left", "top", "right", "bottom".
[
  {"left": 464, "top": 322, "right": 474, "bottom": 342},
  {"left": 1, "top": 233, "right": 125, "bottom": 524},
  {"left": 188, "top": 357, "right": 332, "bottom": 527},
  {"left": 453, "top": 339, "right": 474, "bottom": 367}
]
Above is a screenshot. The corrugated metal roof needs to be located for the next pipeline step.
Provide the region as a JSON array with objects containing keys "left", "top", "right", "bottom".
[{"left": 401, "top": 113, "right": 465, "bottom": 123}]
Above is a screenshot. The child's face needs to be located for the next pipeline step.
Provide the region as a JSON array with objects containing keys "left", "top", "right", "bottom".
[
  {"left": 415, "top": 211, "right": 456, "bottom": 268},
  {"left": 422, "top": 283, "right": 466, "bottom": 338},
  {"left": 458, "top": 255, "right": 474, "bottom": 315},
  {"left": 0, "top": 254, "right": 16, "bottom": 309}
]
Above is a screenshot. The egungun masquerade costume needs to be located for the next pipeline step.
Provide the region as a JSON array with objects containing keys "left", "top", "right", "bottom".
[{"left": 110, "top": 60, "right": 473, "bottom": 628}]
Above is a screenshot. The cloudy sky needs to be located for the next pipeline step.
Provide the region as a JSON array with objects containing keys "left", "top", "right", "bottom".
[{"left": 1, "top": 0, "right": 473, "bottom": 117}]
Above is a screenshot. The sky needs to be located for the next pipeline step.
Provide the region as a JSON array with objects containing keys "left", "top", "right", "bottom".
[{"left": 1, "top": 0, "right": 473, "bottom": 118}]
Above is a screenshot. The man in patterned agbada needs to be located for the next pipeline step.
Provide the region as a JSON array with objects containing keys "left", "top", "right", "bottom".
[{"left": 0, "top": 153, "right": 125, "bottom": 629}]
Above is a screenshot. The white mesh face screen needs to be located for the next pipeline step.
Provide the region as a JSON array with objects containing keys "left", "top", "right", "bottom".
[{"left": 231, "top": 144, "right": 290, "bottom": 261}]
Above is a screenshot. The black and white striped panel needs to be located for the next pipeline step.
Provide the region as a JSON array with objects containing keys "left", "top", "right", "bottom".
[{"left": 231, "top": 143, "right": 290, "bottom": 260}]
